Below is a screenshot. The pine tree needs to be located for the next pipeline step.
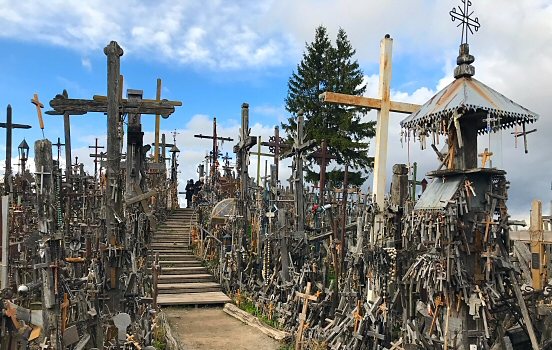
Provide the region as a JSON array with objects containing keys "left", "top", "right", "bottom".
[{"left": 283, "top": 26, "right": 376, "bottom": 187}]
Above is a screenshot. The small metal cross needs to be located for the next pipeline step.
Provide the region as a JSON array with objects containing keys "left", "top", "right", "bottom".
[
  {"left": 35, "top": 165, "right": 51, "bottom": 194},
  {"left": 450, "top": 0, "right": 480, "bottom": 44}
]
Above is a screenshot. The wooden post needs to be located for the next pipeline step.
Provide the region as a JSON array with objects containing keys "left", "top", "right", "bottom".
[
  {"left": 530, "top": 200, "right": 545, "bottom": 290},
  {"left": 62, "top": 90, "right": 73, "bottom": 175},
  {"left": 0, "top": 196, "right": 7, "bottom": 290},
  {"left": 295, "top": 282, "right": 318, "bottom": 350},
  {"left": 154, "top": 78, "right": 162, "bottom": 164}
]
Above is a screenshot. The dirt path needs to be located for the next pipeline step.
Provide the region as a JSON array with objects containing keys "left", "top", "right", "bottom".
[{"left": 165, "top": 306, "right": 283, "bottom": 350}]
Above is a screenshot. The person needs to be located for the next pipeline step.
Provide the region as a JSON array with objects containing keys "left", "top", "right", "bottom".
[
  {"left": 185, "top": 179, "right": 194, "bottom": 208},
  {"left": 194, "top": 177, "right": 204, "bottom": 197}
]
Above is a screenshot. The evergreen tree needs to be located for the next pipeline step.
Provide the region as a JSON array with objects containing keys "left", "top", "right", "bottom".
[{"left": 283, "top": 26, "right": 376, "bottom": 187}]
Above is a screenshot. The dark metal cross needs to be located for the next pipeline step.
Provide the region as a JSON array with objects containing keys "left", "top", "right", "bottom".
[
  {"left": 310, "top": 139, "right": 336, "bottom": 205},
  {"left": 194, "top": 118, "right": 234, "bottom": 185},
  {"left": 89, "top": 138, "right": 105, "bottom": 181},
  {"left": 261, "top": 126, "right": 290, "bottom": 183},
  {"left": 450, "top": 0, "right": 480, "bottom": 44},
  {"left": 1, "top": 105, "right": 32, "bottom": 195}
]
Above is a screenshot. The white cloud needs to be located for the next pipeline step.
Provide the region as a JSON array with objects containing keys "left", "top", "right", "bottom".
[{"left": 81, "top": 58, "right": 92, "bottom": 71}]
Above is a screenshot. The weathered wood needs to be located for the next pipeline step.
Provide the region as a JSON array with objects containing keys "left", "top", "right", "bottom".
[
  {"left": 126, "top": 189, "right": 157, "bottom": 206},
  {"left": 223, "top": 303, "right": 291, "bottom": 341},
  {"left": 157, "top": 291, "right": 231, "bottom": 305},
  {"left": 48, "top": 95, "right": 175, "bottom": 118},
  {"left": 320, "top": 91, "right": 420, "bottom": 113}
]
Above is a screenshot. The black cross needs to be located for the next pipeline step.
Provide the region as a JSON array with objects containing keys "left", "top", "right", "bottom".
[
  {"left": 52, "top": 137, "right": 65, "bottom": 165},
  {"left": 1, "top": 105, "right": 31, "bottom": 195},
  {"left": 450, "top": 0, "right": 480, "bottom": 44}
]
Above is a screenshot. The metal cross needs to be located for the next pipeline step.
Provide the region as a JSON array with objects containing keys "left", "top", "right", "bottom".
[
  {"left": 450, "top": 0, "right": 480, "bottom": 44},
  {"left": 52, "top": 137, "right": 65, "bottom": 165},
  {"left": 35, "top": 165, "right": 51, "bottom": 194}
]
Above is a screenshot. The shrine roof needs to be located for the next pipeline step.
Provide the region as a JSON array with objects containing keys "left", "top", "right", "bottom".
[
  {"left": 400, "top": 76, "right": 539, "bottom": 134},
  {"left": 414, "top": 177, "right": 462, "bottom": 211}
]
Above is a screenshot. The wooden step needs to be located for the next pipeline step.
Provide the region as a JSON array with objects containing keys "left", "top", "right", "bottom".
[
  {"left": 157, "top": 274, "right": 214, "bottom": 283},
  {"left": 156, "top": 254, "right": 196, "bottom": 260},
  {"left": 158, "top": 282, "right": 221, "bottom": 293},
  {"left": 160, "top": 266, "right": 209, "bottom": 275},
  {"left": 157, "top": 260, "right": 203, "bottom": 268},
  {"left": 151, "top": 249, "right": 193, "bottom": 254},
  {"left": 157, "top": 291, "right": 231, "bottom": 305}
]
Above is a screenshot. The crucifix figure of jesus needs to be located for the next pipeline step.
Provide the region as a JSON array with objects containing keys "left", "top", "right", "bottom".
[{"left": 320, "top": 35, "right": 420, "bottom": 211}]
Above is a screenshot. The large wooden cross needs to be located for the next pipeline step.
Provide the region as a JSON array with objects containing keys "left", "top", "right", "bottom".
[
  {"left": 194, "top": 118, "right": 234, "bottom": 185},
  {"left": 261, "top": 126, "right": 290, "bottom": 183},
  {"left": 509, "top": 200, "right": 552, "bottom": 290},
  {"left": 250, "top": 135, "right": 273, "bottom": 186},
  {"left": 89, "top": 138, "right": 104, "bottom": 181},
  {"left": 295, "top": 282, "right": 319, "bottom": 350},
  {"left": 320, "top": 35, "right": 420, "bottom": 210},
  {"left": 1, "top": 105, "right": 31, "bottom": 195},
  {"left": 31, "top": 93, "right": 45, "bottom": 137}
]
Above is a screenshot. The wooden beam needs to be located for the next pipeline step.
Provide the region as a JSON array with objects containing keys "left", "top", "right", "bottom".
[
  {"left": 93, "top": 94, "right": 182, "bottom": 106},
  {"left": 320, "top": 91, "right": 420, "bottom": 114}
]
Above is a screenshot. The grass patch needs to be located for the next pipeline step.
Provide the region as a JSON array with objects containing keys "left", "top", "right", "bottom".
[{"left": 234, "top": 292, "right": 282, "bottom": 330}]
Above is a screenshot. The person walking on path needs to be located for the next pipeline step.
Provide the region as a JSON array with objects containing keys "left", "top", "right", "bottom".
[{"left": 185, "top": 179, "right": 194, "bottom": 208}]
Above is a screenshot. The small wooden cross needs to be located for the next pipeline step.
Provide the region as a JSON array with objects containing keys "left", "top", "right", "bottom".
[
  {"left": 429, "top": 295, "right": 444, "bottom": 335},
  {"left": 268, "top": 301, "right": 275, "bottom": 321},
  {"left": 478, "top": 148, "right": 493, "bottom": 168},
  {"left": 353, "top": 300, "right": 362, "bottom": 332},
  {"left": 61, "top": 293, "right": 70, "bottom": 331},
  {"left": 295, "top": 282, "right": 319, "bottom": 350},
  {"left": 481, "top": 244, "right": 499, "bottom": 281},
  {"left": 481, "top": 215, "right": 498, "bottom": 242},
  {"left": 5, "top": 301, "right": 20, "bottom": 329}
]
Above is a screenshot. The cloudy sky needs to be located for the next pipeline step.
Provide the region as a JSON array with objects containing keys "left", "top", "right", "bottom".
[{"left": 0, "top": 0, "right": 550, "bottom": 217}]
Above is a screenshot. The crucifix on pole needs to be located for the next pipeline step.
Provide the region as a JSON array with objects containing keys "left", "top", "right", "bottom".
[
  {"left": 320, "top": 35, "right": 420, "bottom": 210},
  {"left": 261, "top": 126, "right": 290, "bottom": 184},
  {"left": 310, "top": 139, "right": 336, "bottom": 206},
  {"left": 1, "top": 105, "right": 32, "bottom": 196},
  {"left": 194, "top": 118, "right": 234, "bottom": 186}
]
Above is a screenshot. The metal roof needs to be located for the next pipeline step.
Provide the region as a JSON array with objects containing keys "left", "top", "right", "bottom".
[
  {"left": 414, "top": 177, "right": 462, "bottom": 211},
  {"left": 400, "top": 77, "right": 539, "bottom": 134}
]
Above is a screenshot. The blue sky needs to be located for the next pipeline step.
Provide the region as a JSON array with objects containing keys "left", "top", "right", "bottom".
[{"left": 0, "top": 0, "right": 551, "bottom": 217}]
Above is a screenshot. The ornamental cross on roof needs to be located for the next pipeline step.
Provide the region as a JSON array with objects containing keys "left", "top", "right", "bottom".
[{"left": 450, "top": 0, "right": 480, "bottom": 44}]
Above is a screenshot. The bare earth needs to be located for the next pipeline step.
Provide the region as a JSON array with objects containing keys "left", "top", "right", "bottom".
[{"left": 165, "top": 306, "right": 282, "bottom": 350}]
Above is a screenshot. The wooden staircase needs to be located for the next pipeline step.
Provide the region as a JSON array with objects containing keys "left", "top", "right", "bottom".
[{"left": 152, "top": 208, "right": 231, "bottom": 306}]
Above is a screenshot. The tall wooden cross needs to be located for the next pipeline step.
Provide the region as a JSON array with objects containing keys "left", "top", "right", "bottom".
[
  {"left": 295, "top": 282, "right": 319, "bottom": 350},
  {"left": 284, "top": 110, "right": 316, "bottom": 233},
  {"left": 249, "top": 135, "right": 273, "bottom": 186},
  {"left": 310, "top": 139, "right": 336, "bottom": 205},
  {"left": 261, "top": 126, "right": 290, "bottom": 183},
  {"left": 509, "top": 200, "right": 552, "bottom": 290},
  {"left": 511, "top": 122, "right": 537, "bottom": 154},
  {"left": 320, "top": 35, "right": 420, "bottom": 210},
  {"left": 1, "top": 105, "right": 31, "bottom": 195},
  {"left": 194, "top": 118, "right": 234, "bottom": 186},
  {"left": 89, "top": 138, "right": 104, "bottom": 181}
]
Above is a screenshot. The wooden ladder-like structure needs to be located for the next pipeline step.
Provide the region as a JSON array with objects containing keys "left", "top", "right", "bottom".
[{"left": 152, "top": 208, "right": 230, "bottom": 306}]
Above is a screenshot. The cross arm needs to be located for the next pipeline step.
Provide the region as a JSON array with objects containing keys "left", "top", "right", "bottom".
[
  {"left": 0, "top": 123, "right": 31, "bottom": 129},
  {"left": 509, "top": 230, "right": 552, "bottom": 244},
  {"left": 47, "top": 94, "right": 176, "bottom": 118},
  {"left": 319, "top": 92, "right": 420, "bottom": 114},
  {"left": 194, "top": 134, "right": 234, "bottom": 142},
  {"left": 93, "top": 95, "right": 183, "bottom": 106}
]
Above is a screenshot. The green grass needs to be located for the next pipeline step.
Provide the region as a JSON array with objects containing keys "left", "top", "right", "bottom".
[{"left": 235, "top": 293, "right": 282, "bottom": 330}]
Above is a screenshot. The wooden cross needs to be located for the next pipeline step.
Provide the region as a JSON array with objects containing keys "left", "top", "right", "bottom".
[
  {"left": 250, "top": 135, "right": 274, "bottom": 186},
  {"left": 320, "top": 35, "right": 420, "bottom": 210},
  {"left": 429, "top": 295, "right": 444, "bottom": 335},
  {"left": 353, "top": 299, "right": 362, "bottom": 332},
  {"left": 481, "top": 244, "right": 499, "bottom": 281},
  {"left": 89, "top": 138, "right": 104, "bottom": 181},
  {"left": 295, "top": 282, "right": 319, "bottom": 350},
  {"left": 194, "top": 118, "right": 234, "bottom": 185},
  {"left": 1, "top": 105, "right": 32, "bottom": 195},
  {"left": 310, "top": 139, "right": 336, "bottom": 205},
  {"left": 481, "top": 215, "right": 498, "bottom": 243},
  {"left": 478, "top": 147, "right": 493, "bottom": 168},
  {"left": 261, "top": 125, "right": 290, "bottom": 182},
  {"left": 4, "top": 301, "right": 20, "bottom": 329},
  {"left": 61, "top": 293, "right": 70, "bottom": 331},
  {"left": 52, "top": 137, "right": 65, "bottom": 165},
  {"left": 408, "top": 162, "right": 426, "bottom": 201},
  {"left": 31, "top": 93, "right": 45, "bottom": 137},
  {"left": 509, "top": 200, "right": 552, "bottom": 290},
  {"left": 511, "top": 122, "right": 537, "bottom": 154}
]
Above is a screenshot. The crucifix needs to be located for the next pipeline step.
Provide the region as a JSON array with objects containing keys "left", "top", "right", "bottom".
[
  {"left": 320, "top": 35, "right": 420, "bottom": 210},
  {"left": 31, "top": 93, "right": 45, "bottom": 138},
  {"left": 195, "top": 118, "right": 234, "bottom": 186},
  {"left": 52, "top": 137, "right": 65, "bottom": 167},
  {"left": 1, "top": 105, "right": 32, "bottom": 195},
  {"left": 261, "top": 126, "right": 290, "bottom": 183},
  {"left": 295, "top": 282, "right": 319, "bottom": 350},
  {"left": 310, "top": 139, "right": 336, "bottom": 206}
]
